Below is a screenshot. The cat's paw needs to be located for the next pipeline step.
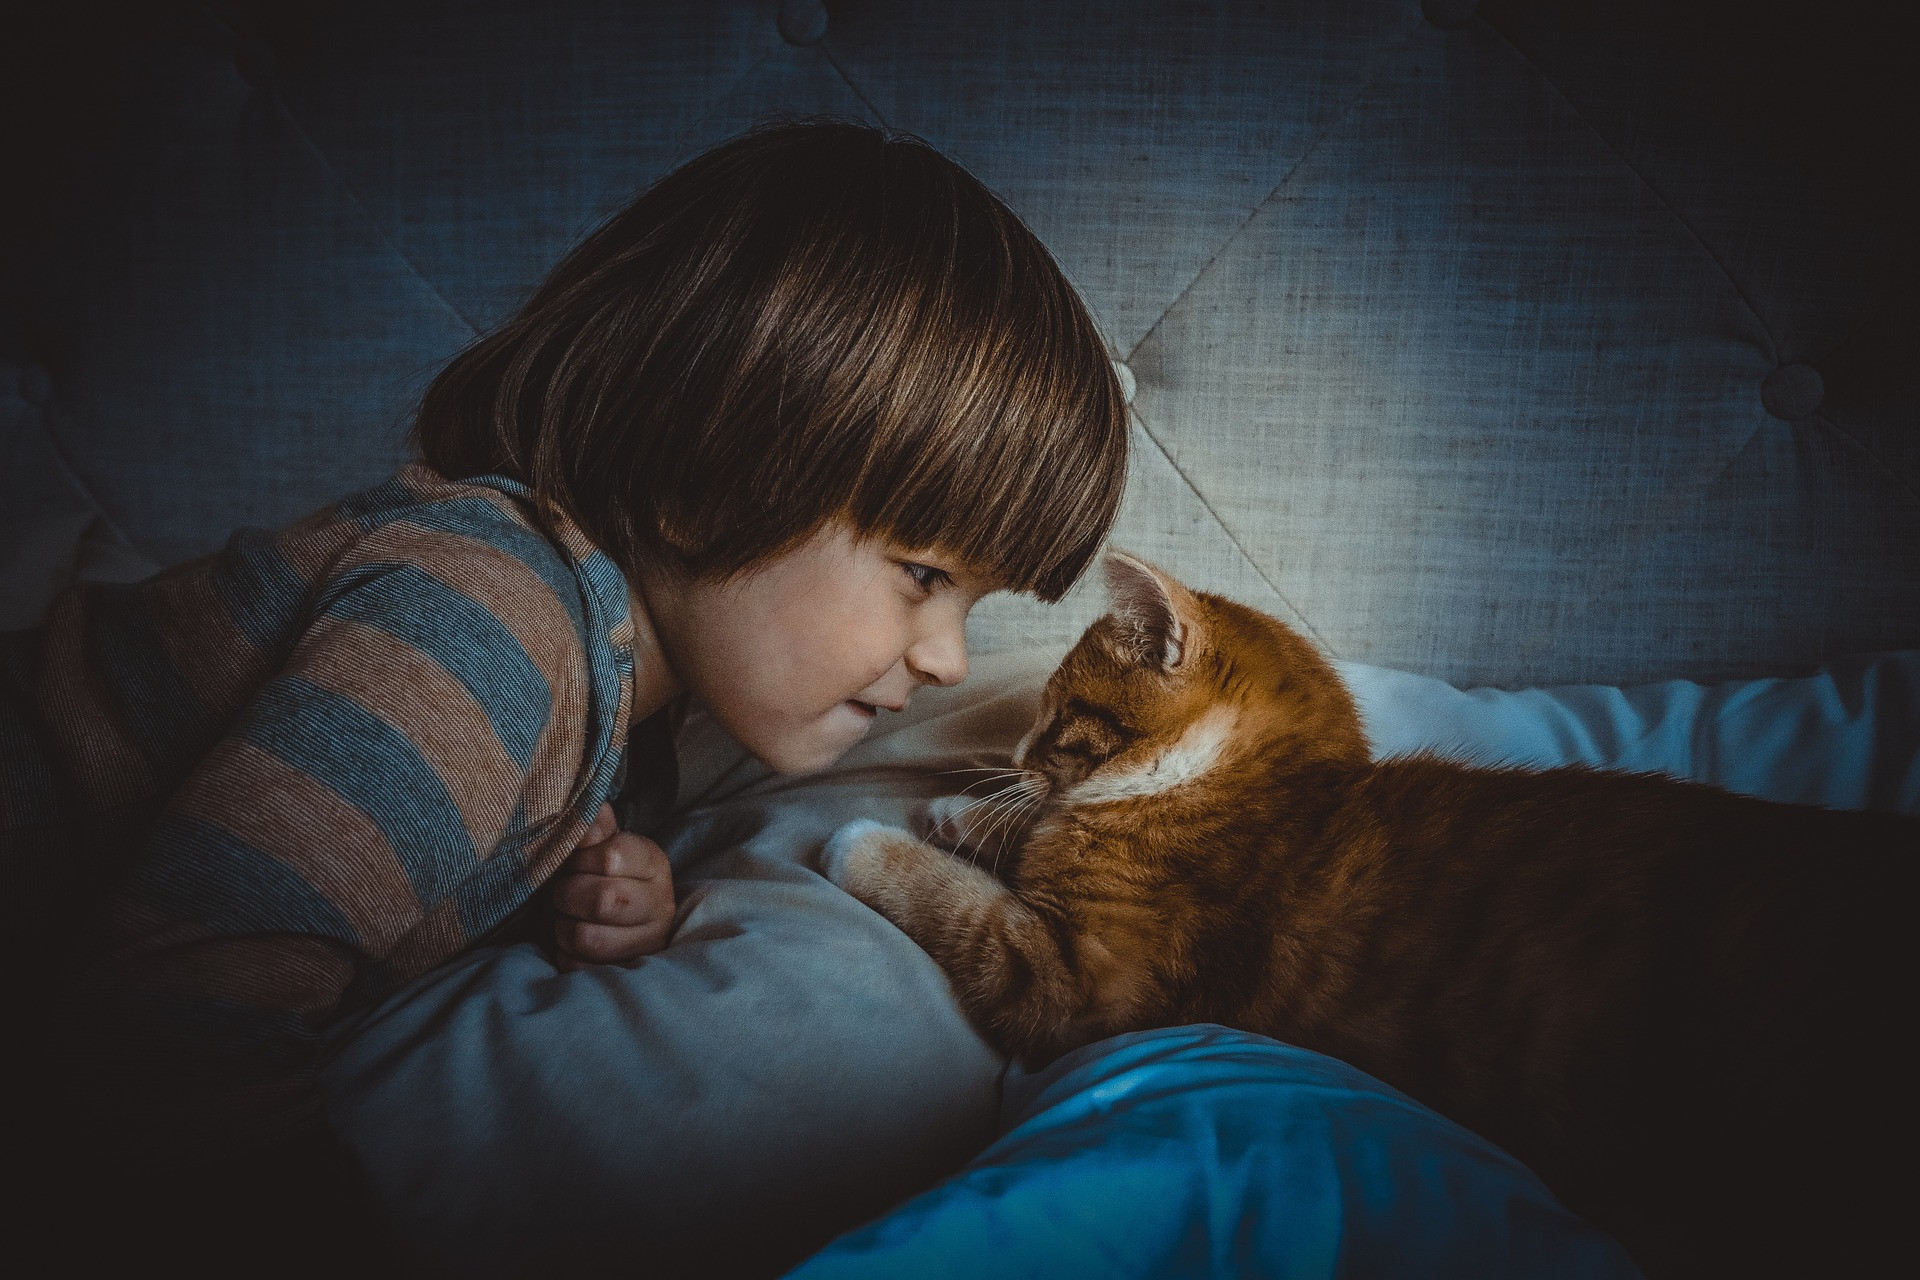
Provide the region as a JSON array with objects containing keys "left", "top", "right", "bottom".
[
  {"left": 916, "top": 789, "right": 1039, "bottom": 867},
  {"left": 821, "top": 818, "right": 905, "bottom": 893},
  {"left": 918, "top": 793, "right": 974, "bottom": 853}
]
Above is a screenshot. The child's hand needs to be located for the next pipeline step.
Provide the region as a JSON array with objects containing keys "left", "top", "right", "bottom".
[{"left": 551, "top": 803, "right": 675, "bottom": 970}]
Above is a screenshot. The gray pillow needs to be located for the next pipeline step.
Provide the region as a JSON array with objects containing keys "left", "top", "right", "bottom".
[{"left": 318, "top": 652, "right": 1055, "bottom": 1277}]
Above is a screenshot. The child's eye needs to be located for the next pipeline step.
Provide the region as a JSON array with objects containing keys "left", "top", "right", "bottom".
[{"left": 901, "top": 561, "right": 952, "bottom": 593}]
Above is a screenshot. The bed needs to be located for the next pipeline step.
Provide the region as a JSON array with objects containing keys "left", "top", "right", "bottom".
[
  {"left": 320, "top": 645, "right": 1919, "bottom": 1276},
  {"left": 5, "top": 0, "right": 1914, "bottom": 1274}
]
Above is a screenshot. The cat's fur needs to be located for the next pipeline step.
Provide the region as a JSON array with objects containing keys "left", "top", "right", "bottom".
[{"left": 825, "top": 551, "right": 1913, "bottom": 1278}]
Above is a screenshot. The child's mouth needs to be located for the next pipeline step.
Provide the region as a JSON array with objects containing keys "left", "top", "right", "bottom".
[{"left": 847, "top": 700, "right": 878, "bottom": 719}]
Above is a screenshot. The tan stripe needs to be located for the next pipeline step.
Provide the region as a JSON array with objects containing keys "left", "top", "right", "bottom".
[
  {"left": 295, "top": 616, "right": 522, "bottom": 862},
  {"left": 537, "top": 496, "right": 600, "bottom": 564},
  {"left": 138, "top": 562, "right": 271, "bottom": 718},
  {"left": 275, "top": 501, "right": 372, "bottom": 583},
  {"left": 467, "top": 482, "right": 538, "bottom": 528},
  {"left": 551, "top": 524, "right": 599, "bottom": 564},
  {"left": 395, "top": 461, "right": 468, "bottom": 505},
  {"left": 31, "top": 588, "right": 155, "bottom": 806},
  {"left": 170, "top": 736, "right": 425, "bottom": 955},
  {"left": 118, "top": 933, "right": 357, "bottom": 1017},
  {"left": 87, "top": 898, "right": 210, "bottom": 976},
  {"left": 513, "top": 634, "right": 627, "bottom": 891},
  {"left": 387, "top": 895, "right": 468, "bottom": 981},
  {"left": 518, "top": 622, "right": 629, "bottom": 889},
  {"left": 521, "top": 705, "right": 588, "bottom": 835}
]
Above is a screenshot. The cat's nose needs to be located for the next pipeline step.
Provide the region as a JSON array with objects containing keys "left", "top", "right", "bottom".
[{"left": 1010, "top": 722, "right": 1042, "bottom": 770}]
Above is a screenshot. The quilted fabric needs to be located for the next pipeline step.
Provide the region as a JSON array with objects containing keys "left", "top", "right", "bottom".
[{"left": 4, "top": 0, "right": 1914, "bottom": 686}]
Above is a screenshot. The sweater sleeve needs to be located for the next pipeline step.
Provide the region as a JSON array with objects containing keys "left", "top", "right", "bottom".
[{"left": 56, "top": 520, "right": 601, "bottom": 1162}]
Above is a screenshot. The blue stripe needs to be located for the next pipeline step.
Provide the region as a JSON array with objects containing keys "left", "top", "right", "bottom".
[
  {"left": 354, "top": 495, "right": 590, "bottom": 642},
  {"left": 134, "top": 811, "right": 365, "bottom": 943},
  {"left": 454, "top": 840, "right": 534, "bottom": 941},
  {"left": 492, "top": 795, "right": 534, "bottom": 860},
  {"left": 569, "top": 671, "right": 627, "bottom": 831},
  {"left": 322, "top": 564, "right": 552, "bottom": 771},
  {"left": 207, "top": 527, "right": 310, "bottom": 654},
  {"left": 238, "top": 675, "right": 477, "bottom": 908},
  {"left": 84, "top": 583, "right": 215, "bottom": 784},
  {"left": 577, "top": 548, "right": 632, "bottom": 630},
  {"left": 564, "top": 549, "right": 633, "bottom": 844}
]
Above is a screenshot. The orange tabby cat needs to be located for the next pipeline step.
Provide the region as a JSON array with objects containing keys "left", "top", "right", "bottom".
[{"left": 824, "top": 550, "right": 1913, "bottom": 1278}]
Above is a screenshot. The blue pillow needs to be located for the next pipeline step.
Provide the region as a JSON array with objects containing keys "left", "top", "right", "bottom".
[{"left": 783, "top": 1025, "right": 1642, "bottom": 1280}]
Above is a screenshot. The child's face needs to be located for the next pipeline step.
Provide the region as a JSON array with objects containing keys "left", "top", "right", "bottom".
[{"left": 636, "top": 517, "right": 1002, "bottom": 774}]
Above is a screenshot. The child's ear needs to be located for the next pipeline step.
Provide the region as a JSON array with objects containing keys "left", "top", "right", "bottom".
[{"left": 1102, "top": 549, "right": 1192, "bottom": 672}]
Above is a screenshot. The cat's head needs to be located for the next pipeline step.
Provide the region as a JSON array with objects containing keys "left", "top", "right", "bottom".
[{"left": 1013, "top": 550, "right": 1369, "bottom": 804}]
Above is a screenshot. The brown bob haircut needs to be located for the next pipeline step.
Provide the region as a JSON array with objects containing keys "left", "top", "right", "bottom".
[{"left": 413, "top": 116, "right": 1129, "bottom": 602}]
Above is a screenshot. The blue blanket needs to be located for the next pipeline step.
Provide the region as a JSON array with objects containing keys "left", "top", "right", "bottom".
[{"left": 785, "top": 1025, "right": 1641, "bottom": 1279}]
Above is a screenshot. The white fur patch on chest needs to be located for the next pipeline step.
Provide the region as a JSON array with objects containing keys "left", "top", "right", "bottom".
[{"left": 1066, "top": 705, "right": 1237, "bottom": 804}]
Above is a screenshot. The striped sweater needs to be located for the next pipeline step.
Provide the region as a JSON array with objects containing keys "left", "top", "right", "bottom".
[{"left": 2, "top": 462, "right": 638, "bottom": 1161}]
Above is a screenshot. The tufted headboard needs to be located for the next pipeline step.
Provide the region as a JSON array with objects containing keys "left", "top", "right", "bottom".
[{"left": 4, "top": 0, "right": 1914, "bottom": 688}]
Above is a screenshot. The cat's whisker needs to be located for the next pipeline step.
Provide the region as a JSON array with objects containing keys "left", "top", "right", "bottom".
[
  {"left": 955, "top": 783, "right": 1032, "bottom": 853},
  {"left": 931, "top": 765, "right": 1018, "bottom": 780},
  {"left": 956, "top": 771, "right": 1036, "bottom": 821},
  {"left": 955, "top": 778, "right": 1016, "bottom": 801},
  {"left": 939, "top": 792, "right": 1008, "bottom": 836},
  {"left": 946, "top": 769, "right": 1026, "bottom": 800},
  {"left": 973, "top": 779, "right": 1046, "bottom": 869},
  {"left": 944, "top": 775, "right": 1036, "bottom": 820},
  {"left": 952, "top": 789, "right": 1018, "bottom": 845},
  {"left": 984, "top": 790, "right": 1045, "bottom": 878},
  {"left": 943, "top": 792, "right": 998, "bottom": 817}
]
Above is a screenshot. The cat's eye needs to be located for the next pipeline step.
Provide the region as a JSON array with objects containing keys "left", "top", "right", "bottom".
[
  {"left": 1055, "top": 723, "right": 1117, "bottom": 758},
  {"left": 1063, "top": 699, "right": 1133, "bottom": 744}
]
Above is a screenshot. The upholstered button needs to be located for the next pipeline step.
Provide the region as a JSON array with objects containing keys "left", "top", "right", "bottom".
[
  {"left": 1761, "top": 362, "right": 1825, "bottom": 420},
  {"left": 1112, "top": 360, "right": 1137, "bottom": 406},
  {"left": 234, "top": 36, "right": 275, "bottom": 86},
  {"left": 778, "top": 0, "right": 828, "bottom": 46},
  {"left": 18, "top": 362, "right": 51, "bottom": 407},
  {"left": 1422, "top": 0, "right": 1479, "bottom": 26}
]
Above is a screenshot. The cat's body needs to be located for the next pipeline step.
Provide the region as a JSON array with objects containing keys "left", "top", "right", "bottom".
[{"left": 825, "top": 552, "right": 1912, "bottom": 1277}]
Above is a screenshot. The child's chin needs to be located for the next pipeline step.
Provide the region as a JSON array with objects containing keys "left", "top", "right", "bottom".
[{"left": 758, "top": 708, "right": 870, "bottom": 775}]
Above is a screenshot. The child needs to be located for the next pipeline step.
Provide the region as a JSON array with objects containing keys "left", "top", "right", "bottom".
[{"left": 3, "top": 117, "right": 1127, "bottom": 1203}]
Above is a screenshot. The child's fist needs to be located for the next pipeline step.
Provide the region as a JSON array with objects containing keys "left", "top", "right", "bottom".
[{"left": 551, "top": 803, "right": 675, "bottom": 970}]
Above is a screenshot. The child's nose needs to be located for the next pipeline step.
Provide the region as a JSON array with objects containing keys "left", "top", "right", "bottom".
[{"left": 907, "top": 618, "right": 968, "bottom": 687}]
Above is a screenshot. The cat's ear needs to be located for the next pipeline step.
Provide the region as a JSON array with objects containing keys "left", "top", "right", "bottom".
[{"left": 1102, "top": 549, "right": 1189, "bottom": 672}]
